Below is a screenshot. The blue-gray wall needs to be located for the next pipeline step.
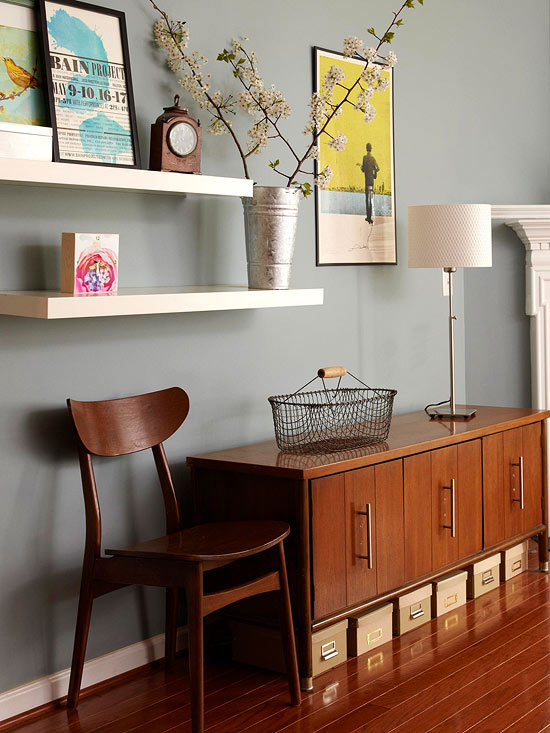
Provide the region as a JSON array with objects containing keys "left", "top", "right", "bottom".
[{"left": 1, "top": 0, "right": 548, "bottom": 693}]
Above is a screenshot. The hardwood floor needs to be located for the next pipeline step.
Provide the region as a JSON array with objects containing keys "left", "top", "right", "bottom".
[{"left": 3, "top": 545, "right": 550, "bottom": 733}]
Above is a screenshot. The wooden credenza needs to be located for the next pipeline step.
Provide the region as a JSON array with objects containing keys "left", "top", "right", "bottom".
[{"left": 188, "top": 406, "right": 549, "bottom": 689}]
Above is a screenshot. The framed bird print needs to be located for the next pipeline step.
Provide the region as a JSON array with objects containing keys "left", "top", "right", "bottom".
[
  {"left": 0, "top": 0, "right": 47, "bottom": 126},
  {"left": 313, "top": 47, "right": 397, "bottom": 266},
  {"left": 36, "top": 0, "right": 140, "bottom": 167}
]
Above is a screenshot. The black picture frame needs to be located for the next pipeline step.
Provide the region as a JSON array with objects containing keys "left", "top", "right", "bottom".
[
  {"left": 36, "top": 0, "right": 140, "bottom": 168},
  {"left": 312, "top": 46, "right": 397, "bottom": 267}
]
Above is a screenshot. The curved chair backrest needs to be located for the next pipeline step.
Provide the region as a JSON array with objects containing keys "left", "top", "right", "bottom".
[{"left": 68, "top": 387, "right": 190, "bottom": 456}]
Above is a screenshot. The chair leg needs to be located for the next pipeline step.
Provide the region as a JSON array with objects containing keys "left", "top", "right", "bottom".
[
  {"left": 277, "top": 542, "right": 301, "bottom": 706},
  {"left": 186, "top": 564, "right": 205, "bottom": 733},
  {"left": 165, "top": 587, "right": 178, "bottom": 668},
  {"left": 67, "top": 577, "right": 94, "bottom": 708}
]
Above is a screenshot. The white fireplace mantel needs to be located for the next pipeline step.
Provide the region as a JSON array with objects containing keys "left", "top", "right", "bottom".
[{"left": 493, "top": 205, "right": 550, "bottom": 411}]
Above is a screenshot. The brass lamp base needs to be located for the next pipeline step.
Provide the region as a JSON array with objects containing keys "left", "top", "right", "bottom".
[{"left": 428, "top": 406, "right": 477, "bottom": 419}]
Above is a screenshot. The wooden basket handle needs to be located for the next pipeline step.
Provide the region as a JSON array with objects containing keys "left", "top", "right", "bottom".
[{"left": 317, "top": 367, "right": 347, "bottom": 379}]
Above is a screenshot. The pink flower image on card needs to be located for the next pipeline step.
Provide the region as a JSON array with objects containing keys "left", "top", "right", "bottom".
[{"left": 75, "top": 244, "right": 118, "bottom": 294}]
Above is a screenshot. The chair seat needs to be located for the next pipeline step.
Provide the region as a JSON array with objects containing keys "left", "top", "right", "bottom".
[{"left": 105, "top": 520, "right": 290, "bottom": 562}]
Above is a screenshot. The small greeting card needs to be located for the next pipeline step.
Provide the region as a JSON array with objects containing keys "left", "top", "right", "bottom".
[{"left": 61, "top": 233, "right": 119, "bottom": 295}]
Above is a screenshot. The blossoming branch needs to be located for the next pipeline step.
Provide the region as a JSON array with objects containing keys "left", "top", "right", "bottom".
[{"left": 150, "top": 0, "right": 422, "bottom": 195}]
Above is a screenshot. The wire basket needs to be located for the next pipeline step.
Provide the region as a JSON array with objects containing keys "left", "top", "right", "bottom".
[{"left": 268, "top": 367, "right": 397, "bottom": 454}]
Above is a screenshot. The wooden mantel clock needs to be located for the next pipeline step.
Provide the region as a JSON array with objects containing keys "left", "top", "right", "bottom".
[{"left": 149, "top": 95, "right": 202, "bottom": 174}]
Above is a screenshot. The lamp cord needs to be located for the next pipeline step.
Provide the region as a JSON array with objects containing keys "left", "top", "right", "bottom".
[{"left": 424, "top": 397, "right": 451, "bottom": 416}]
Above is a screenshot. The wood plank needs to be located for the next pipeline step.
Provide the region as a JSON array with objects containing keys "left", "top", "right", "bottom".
[
  {"left": 430, "top": 659, "right": 550, "bottom": 732},
  {"left": 311, "top": 475, "right": 347, "bottom": 619},
  {"left": 403, "top": 452, "right": 432, "bottom": 581},
  {"left": 374, "top": 460, "right": 404, "bottom": 594},
  {"left": 457, "top": 440, "right": 483, "bottom": 557},
  {"left": 345, "top": 467, "right": 377, "bottom": 606}
]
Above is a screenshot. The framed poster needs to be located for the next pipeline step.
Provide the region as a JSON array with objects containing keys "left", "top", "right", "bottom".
[
  {"left": 0, "top": 0, "right": 47, "bottom": 125},
  {"left": 36, "top": 0, "right": 140, "bottom": 167},
  {"left": 313, "top": 47, "right": 396, "bottom": 266}
]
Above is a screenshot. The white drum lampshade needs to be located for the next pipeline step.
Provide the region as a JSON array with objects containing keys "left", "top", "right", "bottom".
[
  {"left": 408, "top": 204, "right": 492, "bottom": 269},
  {"left": 407, "top": 203, "right": 493, "bottom": 419}
]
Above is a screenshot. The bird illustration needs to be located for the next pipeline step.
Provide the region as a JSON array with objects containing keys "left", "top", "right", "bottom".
[{"left": 3, "top": 57, "right": 40, "bottom": 89}]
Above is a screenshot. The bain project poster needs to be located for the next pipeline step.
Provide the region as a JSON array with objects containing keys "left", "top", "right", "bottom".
[
  {"left": 314, "top": 47, "right": 396, "bottom": 266},
  {"left": 40, "top": 0, "right": 138, "bottom": 166}
]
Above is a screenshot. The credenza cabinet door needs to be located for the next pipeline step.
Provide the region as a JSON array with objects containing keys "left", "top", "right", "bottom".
[
  {"left": 311, "top": 474, "right": 347, "bottom": 619},
  {"left": 483, "top": 424, "right": 543, "bottom": 546},
  {"left": 345, "top": 461, "right": 404, "bottom": 602},
  {"left": 345, "top": 466, "right": 377, "bottom": 606},
  {"left": 431, "top": 440, "right": 483, "bottom": 571}
]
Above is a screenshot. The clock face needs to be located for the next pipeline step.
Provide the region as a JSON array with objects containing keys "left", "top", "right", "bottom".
[{"left": 168, "top": 121, "right": 198, "bottom": 157}]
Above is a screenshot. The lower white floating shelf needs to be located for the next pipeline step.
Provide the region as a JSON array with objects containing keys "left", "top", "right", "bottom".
[{"left": 0, "top": 285, "right": 324, "bottom": 319}]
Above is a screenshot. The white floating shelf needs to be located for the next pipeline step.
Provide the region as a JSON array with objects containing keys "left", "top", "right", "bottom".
[
  {"left": 0, "top": 286, "right": 324, "bottom": 319},
  {"left": 0, "top": 158, "right": 253, "bottom": 197}
]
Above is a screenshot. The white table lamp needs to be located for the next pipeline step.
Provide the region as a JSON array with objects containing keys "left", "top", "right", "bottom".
[{"left": 408, "top": 204, "right": 492, "bottom": 419}]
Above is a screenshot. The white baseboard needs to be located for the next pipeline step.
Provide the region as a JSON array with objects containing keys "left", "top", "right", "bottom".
[{"left": 0, "top": 627, "right": 188, "bottom": 724}]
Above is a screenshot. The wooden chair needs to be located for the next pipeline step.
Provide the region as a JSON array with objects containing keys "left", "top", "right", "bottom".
[{"left": 66, "top": 387, "right": 301, "bottom": 732}]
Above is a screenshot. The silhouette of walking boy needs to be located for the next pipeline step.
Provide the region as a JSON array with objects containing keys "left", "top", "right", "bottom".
[{"left": 360, "top": 143, "right": 379, "bottom": 224}]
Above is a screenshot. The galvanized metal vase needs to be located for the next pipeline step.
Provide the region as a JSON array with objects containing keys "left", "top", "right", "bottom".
[{"left": 242, "top": 186, "right": 300, "bottom": 290}]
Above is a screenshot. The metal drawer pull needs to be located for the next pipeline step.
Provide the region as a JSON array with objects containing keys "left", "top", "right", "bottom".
[
  {"left": 445, "top": 593, "right": 458, "bottom": 608},
  {"left": 410, "top": 604, "right": 425, "bottom": 620},
  {"left": 367, "top": 628, "right": 383, "bottom": 645},
  {"left": 321, "top": 640, "right": 338, "bottom": 661},
  {"left": 512, "top": 559, "right": 522, "bottom": 572},
  {"left": 442, "top": 479, "right": 456, "bottom": 538},
  {"left": 482, "top": 571, "right": 494, "bottom": 585},
  {"left": 358, "top": 503, "right": 373, "bottom": 569},
  {"left": 511, "top": 456, "right": 524, "bottom": 510}
]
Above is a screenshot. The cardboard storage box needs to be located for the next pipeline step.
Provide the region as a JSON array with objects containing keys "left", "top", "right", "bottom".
[
  {"left": 232, "top": 618, "right": 347, "bottom": 677},
  {"left": 347, "top": 603, "right": 393, "bottom": 656},
  {"left": 467, "top": 553, "right": 501, "bottom": 599},
  {"left": 432, "top": 570, "right": 467, "bottom": 617},
  {"left": 393, "top": 584, "right": 432, "bottom": 635},
  {"left": 501, "top": 541, "right": 529, "bottom": 581},
  {"left": 0, "top": 122, "right": 52, "bottom": 161}
]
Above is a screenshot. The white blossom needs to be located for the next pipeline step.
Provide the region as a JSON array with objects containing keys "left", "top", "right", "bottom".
[
  {"left": 307, "top": 145, "right": 320, "bottom": 160},
  {"left": 378, "top": 76, "right": 390, "bottom": 91},
  {"left": 314, "top": 165, "right": 333, "bottom": 189},
  {"left": 323, "top": 65, "right": 345, "bottom": 96},
  {"left": 364, "top": 47, "right": 378, "bottom": 62},
  {"left": 343, "top": 36, "right": 364, "bottom": 57},
  {"left": 364, "top": 102, "right": 376, "bottom": 123},
  {"left": 304, "top": 92, "right": 328, "bottom": 133},
  {"left": 361, "top": 64, "right": 382, "bottom": 84},
  {"left": 248, "top": 120, "right": 269, "bottom": 153},
  {"left": 328, "top": 133, "right": 347, "bottom": 152},
  {"left": 386, "top": 51, "right": 397, "bottom": 68},
  {"left": 356, "top": 87, "right": 374, "bottom": 110},
  {"left": 238, "top": 90, "right": 254, "bottom": 112}
]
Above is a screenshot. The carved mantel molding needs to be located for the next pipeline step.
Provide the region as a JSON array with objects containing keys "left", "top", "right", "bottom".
[{"left": 496, "top": 209, "right": 550, "bottom": 411}]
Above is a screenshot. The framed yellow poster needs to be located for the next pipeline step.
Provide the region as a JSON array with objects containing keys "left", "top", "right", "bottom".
[{"left": 314, "top": 47, "right": 396, "bottom": 266}]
